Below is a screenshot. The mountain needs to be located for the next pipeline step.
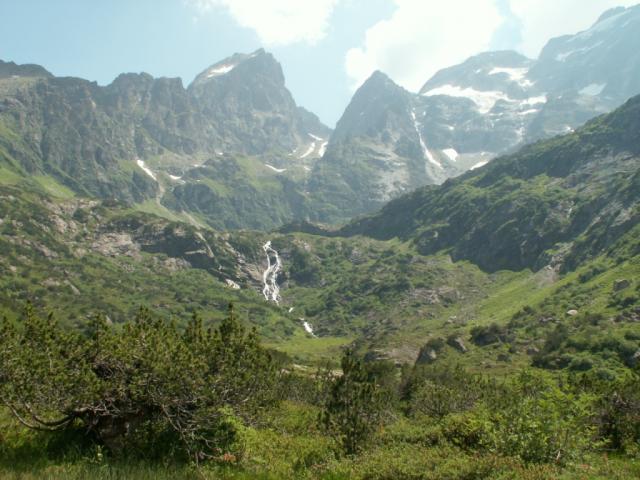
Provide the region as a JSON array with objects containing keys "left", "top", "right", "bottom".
[
  {"left": 188, "top": 49, "right": 330, "bottom": 157},
  {"left": 313, "top": 5, "right": 640, "bottom": 223},
  {"left": 342, "top": 94, "right": 640, "bottom": 273},
  {"left": 0, "top": 50, "right": 330, "bottom": 229},
  {"left": 269, "top": 92, "right": 640, "bottom": 374},
  {"left": 307, "top": 71, "right": 431, "bottom": 220}
]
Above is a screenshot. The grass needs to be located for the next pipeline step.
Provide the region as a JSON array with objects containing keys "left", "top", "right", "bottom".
[
  {"left": 0, "top": 165, "right": 22, "bottom": 185},
  {"left": 33, "top": 175, "right": 76, "bottom": 199},
  {"left": 267, "top": 333, "right": 354, "bottom": 366},
  {"left": 1, "top": 400, "right": 638, "bottom": 480}
]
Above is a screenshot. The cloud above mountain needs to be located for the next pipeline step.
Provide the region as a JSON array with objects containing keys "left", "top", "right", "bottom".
[
  {"left": 344, "top": 0, "right": 639, "bottom": 92},
  {"left": 510, "top": 0, "right": 639, "bottom": 57},
  {"left": 345, "top": 0, "right": 503, "bottom": 91},
  {"left": 188, "top": 0, "right": 340, "bottom": 45}
]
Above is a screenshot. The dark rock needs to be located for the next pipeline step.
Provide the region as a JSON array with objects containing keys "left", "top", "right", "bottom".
[
  {"left": 614, "top": 279, "right": 631, "bottom": 291},
  {"left": 447, "top": 336, "right": 468, "bottom": 353}
]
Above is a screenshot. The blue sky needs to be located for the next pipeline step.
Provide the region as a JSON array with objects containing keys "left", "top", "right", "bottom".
[{"left": 1, "top": 0, "right": 635, "bottom": 126}]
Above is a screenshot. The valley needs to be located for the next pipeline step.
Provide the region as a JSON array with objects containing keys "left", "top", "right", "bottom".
[{"left": 0, "top": 3, "right": 639, "bottom": 479}]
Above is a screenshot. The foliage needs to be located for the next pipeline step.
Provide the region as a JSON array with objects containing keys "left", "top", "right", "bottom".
[
  {"left": 404, "top": 363, "right": 487, "bottom": 419},
  {"left": 479, "top": 371, "right": 596, "bottom": 465},
  {"left": 0, "top": 303, "right": 276, "bottom": 461},
  {"left": 320, "top": 349, "right": 384, "bottom": 454}
]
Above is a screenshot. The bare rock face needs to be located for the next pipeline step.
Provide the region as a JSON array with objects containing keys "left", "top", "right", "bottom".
[
  {"left": 447, "top": 336, "right": 468, "bottom": 353},
  {"left": 91, "top": 233, "right": 140, "bottom": 258}
]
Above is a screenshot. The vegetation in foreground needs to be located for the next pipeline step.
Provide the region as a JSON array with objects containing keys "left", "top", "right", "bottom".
[{"left": 0, "top": 304, "right": 638, "bottom": 479}]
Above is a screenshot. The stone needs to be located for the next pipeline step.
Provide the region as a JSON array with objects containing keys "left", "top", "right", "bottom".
[
  {"left": 613, "top": 279, "right": 631, "bottom": 291},
  {"left": 566, "top": 309, "right": 579, "bottom": 316},
  {"left": 448, "top": 336, "right": 468, "bottom": 353}
]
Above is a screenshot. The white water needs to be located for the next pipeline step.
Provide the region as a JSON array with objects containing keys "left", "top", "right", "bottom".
[
  {"left": 301, "top": 319, "right": 316, "bottom": 337},
  {"left": 261, "top": 241, "right": 282, "bottom": 304},
  {"left": 261, "top": 242, "right": 319, "bottom": 337}
]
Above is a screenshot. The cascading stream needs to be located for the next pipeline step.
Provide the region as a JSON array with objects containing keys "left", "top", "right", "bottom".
[
  {"left": 262, "top": 241, "right": 282, "bottom": 304},
  {"left": 261, "top": 240, "right": 317, "bottom": 336}
]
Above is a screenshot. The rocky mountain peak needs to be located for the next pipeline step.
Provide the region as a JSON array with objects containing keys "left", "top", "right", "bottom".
[
  {"left": 331, "top": 70, "right": 412, "bottom": 142},
  {"left": 189, "top": 48, "right": 283, "bottom": 89},
  {"left": 0, "top": 59, "right": 52, "bottom": 79}
]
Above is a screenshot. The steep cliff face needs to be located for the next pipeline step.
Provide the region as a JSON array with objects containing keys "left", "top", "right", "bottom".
[{"left": 188, "top": 49, "right": 329, "bottom": 157}]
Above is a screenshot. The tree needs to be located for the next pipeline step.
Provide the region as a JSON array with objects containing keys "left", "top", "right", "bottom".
[
  {"left": 320, "top": 349, "right": 383, "bottom": 454},
  {"left": 0, "top": 303, "right": 276, "bottom": 461}
]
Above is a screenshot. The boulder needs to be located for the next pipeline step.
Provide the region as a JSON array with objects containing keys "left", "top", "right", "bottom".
[
  {"left": 566, "top": 309, "right": 579, "bottom": 316},
  {"left": 614, "top": 279, "right": 631, "bottom": 291},
  {"left": 447, "top": 336, "right": 468, "bottom": 353}
]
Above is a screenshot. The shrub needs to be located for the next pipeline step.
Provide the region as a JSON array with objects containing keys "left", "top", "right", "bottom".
[
  {"left": 480, "top": 370, "right": 595, "bottom": 464},
  {"left": 0, "top": 303, "right": 277, "bottom": 461},
  {"left": 320, "top": 349, "right": 383, "bottom": 454},
  {"left": 470, "top": 323, "right": 513, "bottom": 346},
  {"left": 405, "top": 364, "right": 487, "bottom": 419}
]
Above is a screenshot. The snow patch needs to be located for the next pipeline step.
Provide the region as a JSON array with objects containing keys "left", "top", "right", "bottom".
[
  {"left": 265, "top": 164, "right": 287, "bottom": 173},
  {"left": 522, "top": 95, "right": 547, "bottom": 106},
  {"left": 299, "top": 143, "right": 316, "bottom": 159},
  {"left": 168, "top": 174, "right": 182, "bottom": 181},
  {"left": 443, "top": 148, "right": 459, "bottom": 162},
  {"left": 489, "top": 67, "right": 532, "bottom": 87},
  {"left": 411, "top": 109, "right": 442, "bottom": 169},
  {"left": 470, "top": 160, "right": 489, "bottom": 171},
  {"left": 318, "top": 141, "right": 328, "bottom": 157},
  {"left": 206, "top": 64, "right": 236, "bottom": 78},
  {"left": 136, "top": 159, "right": 157, "bottom": 181},
  {"left": 579, "top": 83, "right": 606, "bottom": 96},
  {"left": 422, "top": 85, "right": 511, "bottom": 114},
  {"left": 308, "top": 133, "right": 323, "bottom": 141},
  {"left": 555, "top": 41, "right": 604, "bottom": 62}
]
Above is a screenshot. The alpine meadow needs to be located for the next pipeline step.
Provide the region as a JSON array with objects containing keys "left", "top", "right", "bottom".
[{"left": 0, "top": 2, "right": 639, "bottom": 479}]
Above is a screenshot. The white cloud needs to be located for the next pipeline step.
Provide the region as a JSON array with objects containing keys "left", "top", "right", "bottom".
[
  {"left": 509, "top": 0, "right": 639, "bottom": 58},
  {"left": 345, "top": 0, "right": 504, "bottom": 92},
  {"left": 188, "top": 0, "right": 340, "bottom": 46}
]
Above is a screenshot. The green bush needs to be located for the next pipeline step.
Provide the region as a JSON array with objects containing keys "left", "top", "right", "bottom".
[
  {"left": 479, "top": 371, "right": 595, "bottom": 465},
  {"left": 0, "top": 303, "right": 276, "bottom": 461},
  {"left": 405, "top": 364, "right": 486, "bottom": 419},
  {"left": 320, "top": 349, "right": 384, "bottom": 454}
]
